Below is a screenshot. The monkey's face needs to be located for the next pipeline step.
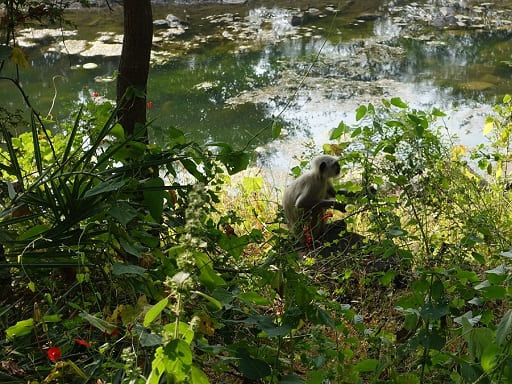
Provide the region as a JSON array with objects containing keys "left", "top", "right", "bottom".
[{"left": 314, "top": 155, "right": 341, "bottom": 178}]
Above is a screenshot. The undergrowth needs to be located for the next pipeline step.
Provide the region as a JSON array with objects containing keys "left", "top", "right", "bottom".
[{"left": 1, "top": 94, "right": 512, "bottom": 384}]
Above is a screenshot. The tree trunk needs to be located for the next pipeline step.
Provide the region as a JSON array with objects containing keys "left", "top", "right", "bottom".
[{"left": 117, "top": 0, "right": 153, "bottom": 136}]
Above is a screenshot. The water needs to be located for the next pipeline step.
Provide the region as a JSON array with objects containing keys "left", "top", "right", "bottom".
[{"left": 1, "top": 0, "right": 512, "bottom": 170}]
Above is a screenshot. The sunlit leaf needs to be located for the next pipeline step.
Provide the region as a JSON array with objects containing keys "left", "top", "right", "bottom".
[
  {"left": 390, "top": 97, "right": 408, "bottom": 108},
  {"left": 271, "top": 122, "right": 282, "bottom": 139},
  {"left": 10, "top": 47, "right": 29, "bottom": 68},
  {"left": 355, "top": 105, "right": 367, "bottom": 121},
  {"left": 330, "top": 121, "right": 350, "bottom": 140},
  {"left": 354, "top": 359, "right": 379, "bottom": 373},
  {"left": 242, "top": 176, "right": 263, "bottom": 194},
  {"left": 5, "top": 318, "right": 34, "bottom": 339},
  {"left": 483, "top": 117, "right": 494, "bottom": 135},
  {"left": 190, "top": 366, "right": 210, "bottom": 384},
  {"left": 143, "top": 297, "right": 168, "bottom": 327}
]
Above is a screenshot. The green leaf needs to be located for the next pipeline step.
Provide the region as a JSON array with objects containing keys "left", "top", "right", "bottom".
[
  {"left": 192, "top": 291, "right": 222, "bottom": 310},
  {"left": 330, "top": 121, "right": 350, "bottom": 140},
  {"left": 168, "top": 126, "right": 186, "bottom": 145},
  {"left": 432, "top": 107, "right": 446, "bottom": 117},
  {"left": 18, "top": 224, "right": 49, "bottom": 240},
  {"left": 238, "top": 353, "right": 271, "bottom": 380},
  {"left": 79, "top": 312, "right": 117, "bottom": 334},
  {"left": 41, "top": 314, "right": 61, "bottom": 323},
  {"left": 354, "top": 359, "right": 379, "bottom": 373},
  {"left": 119, "top": 237, "right": 142, "bottom": 257},
  {"left": 198, "top": 264, "right": 227, "bottom": 291},
  {"left": 390, "top": 97, "right": 408, "bottom": 108},
  {"left": 190, "top": 366, "right": 210, "bottom": 384},
  {"left": 83, "top": 179, "right": 125, "bottom": 198},
  {"left": 143, "top": 297, "right": 168, "bottom": 327},
  {"left": 164, "top": 322, "right": 195, "bottom": 344},
  {"left": 112, "top": 262, "right": 146, "bottom": 277},
  {"left": 143, "top": 177, "right": 165, "bottom": 222},
  {"left": 355, "top": 105, "right": 367, "bottom": 121},
  {"left": 481, "top": 343, "right": 500, "bottom": 372},
  {"left": 242, "top": 176, "right": 263, "bottom": 194},
  {"left": 379, "top": 270, "right": 397, "bottom": 286},
  {"left": 10, "top": 46, "right": 29, "bottom": 68},
  {"left": 420, "top": 303, "right": 449, "bottom": 320},
  {"left": 496, "top": 310, "right": 512, "bottom": 346},
  {"left": 503, "top": 94, "right": 511, "bottom": 104},
  {"left": 139, "top": 331, "right": 163, "bottom": 347},
  {"left": 272, "top": 122, "right": 282, "bottom": 139},
  {"left": 484, "top": 117, "right": 494, "bottom": 135},
  {"left": 6, "top": 318, "right": 34, "bottom": 339},
  {"left": 481, "top": 285, "right": 506, "bottom": 300},
  {"left": 107, "top": 202, "right": 138, "bottom": 226},
  {"left": 238, "top": 292, "right": 270, "bottom": 306},
  {"left": 162, "top": 339, "right": 193, "bottom": 373}
]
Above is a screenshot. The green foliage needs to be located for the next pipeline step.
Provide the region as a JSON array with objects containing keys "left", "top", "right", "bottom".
[{"left": 3, "top": 90, "right": 512, "bottom": 384}]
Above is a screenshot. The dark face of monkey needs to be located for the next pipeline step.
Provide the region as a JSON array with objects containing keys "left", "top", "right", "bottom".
[{"left": 319, "top": 160, "right": 340, "bottom": 176}]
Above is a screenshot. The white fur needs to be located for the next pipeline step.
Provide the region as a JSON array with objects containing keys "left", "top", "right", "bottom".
[{"left": 283, "top": 155, "right": 340, "bottom": 241}]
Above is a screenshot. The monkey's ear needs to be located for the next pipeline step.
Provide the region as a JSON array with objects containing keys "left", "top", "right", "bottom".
[{"left": 319, "top": 161, "right": 327, "bottom": 173}]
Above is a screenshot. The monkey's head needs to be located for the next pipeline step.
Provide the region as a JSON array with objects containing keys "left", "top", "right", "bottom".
[{"left": 312, "top": 155, "right": 340, "bottom": 179}]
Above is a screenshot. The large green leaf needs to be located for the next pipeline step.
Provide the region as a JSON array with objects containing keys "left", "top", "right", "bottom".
[
  {"left": 5, "top": 318, "right": 34, "bottom": 339},
  {"left": 354, "top": 359, "right": 379, "bottom": 373},
  {"left": 143, "top": 297, "right": 168, "bottom": 327},
  {"left": 112, "top": 262, "right": 146, "bottom": 277},
  {"left": 237, "top": 352, "right": 271, "bottom": 380},
  {"left": 496, "top": 310, "right": 512, "bottom": 346},
  {"left": 79, "top": 312, "right": 117, "bottom": 334},
  {"left": 83, "top": 179, "right": 125, "bottom": 198},
  {"left": 142, "top": 177, "right": 165, "bottom": 222}
]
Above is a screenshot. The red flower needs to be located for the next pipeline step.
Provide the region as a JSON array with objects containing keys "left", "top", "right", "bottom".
[
  {"left": 93, "top": 92, "right": 99, "bottom": 98},
  {"left": 47, "top": 346, "right": 61, "bottom": 361},
  {"left": 74, "top": 338, "right": 91, "bottom": 347},
  {"left": 304, "top": 225, "right": 312, "bottom": 249},
  {"left": 146, "top": 101, "right": 154, "bottom": 109}
]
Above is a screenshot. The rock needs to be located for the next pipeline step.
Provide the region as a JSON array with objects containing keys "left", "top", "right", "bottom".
[
  {"left": 81, "top": 41, "right": 123, "bottom": 57},
  {"left": 291, "top": 13, "right": 305, "bottom": 26},
  {"left": 82, "top": 62, "right": 98, "bottom": 69},
  {"left": 222, "top": 0, "right": 247, "bottom": 4},
  {"left": 153, "top": 19, "right": 170, "bottom": 30},
  {"left": 166, "top": 14, "right": 189, "bottom": 28}
]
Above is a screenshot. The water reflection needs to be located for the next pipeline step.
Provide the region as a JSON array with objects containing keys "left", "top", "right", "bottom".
[{"left": 0, "top": 0, "right": 511, "bottom": 171}]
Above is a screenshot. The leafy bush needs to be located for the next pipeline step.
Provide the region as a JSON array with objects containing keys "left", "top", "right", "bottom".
[{"left": 2, "top": 95, "right": 512, "bottom": 384}]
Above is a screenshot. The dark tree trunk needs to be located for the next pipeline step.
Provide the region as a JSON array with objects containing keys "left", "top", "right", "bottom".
[{"left": 116, "top": 0, "right": 153, "bottom": 136}]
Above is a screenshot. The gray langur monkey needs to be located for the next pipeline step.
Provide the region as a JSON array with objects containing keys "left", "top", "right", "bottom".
[{"left": 283, "top": 155, "right": 346, "bottom": 243}]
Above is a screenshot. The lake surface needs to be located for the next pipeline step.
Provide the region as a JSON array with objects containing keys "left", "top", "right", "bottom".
[{"left": 2, "top": 0, "right": 512, "bottom": 169}]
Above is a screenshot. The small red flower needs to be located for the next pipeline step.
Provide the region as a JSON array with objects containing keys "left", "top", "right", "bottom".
[
  {"left": 304, "top": 225, "right": 312, "bottom": 249},
  {"left": 93, "top": 92, "right": 99, "bottom": 98},
  {"left": 146, "top": 101, "right": 154, "bottom": 109},
  {"left": 74, "top": 338, "right": 91, "bottom": 347},
  {"left": 109, "top": 328, "right": 119, "bottom": 337},
  {"left": 47, "top": 346, "right": 61, "bottom": 361}
]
